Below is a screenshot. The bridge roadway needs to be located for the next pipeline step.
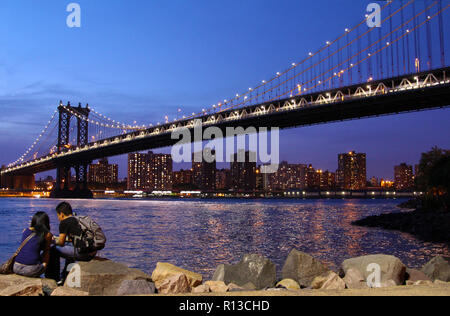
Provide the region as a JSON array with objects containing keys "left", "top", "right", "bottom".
[{"left": 2, "top": 67, "right": 450, "bottom": 177}]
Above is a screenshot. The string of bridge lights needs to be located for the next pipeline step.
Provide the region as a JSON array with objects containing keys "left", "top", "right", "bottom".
[
  {"left": 7, "top": 110, "right": 58, "bottom": 168},
  {"left": 272, "top": 0, "right": 446, "bottom": 102},
  {"left": 75, "top": 1, "right": 396, "bottom": 129},
  {"left": 218, "top": 0, "right": 399, "bottom": 112},
  {"left": 206, "top": 1, "right": 394, "bottom": 113},
  {"left": 241, "top": 0, "right": 417, "bottom": 107},
  {"left": 9, "top": 0, "right": 439, "bottom": 170},
  {"left": 75, "top": 0, "right": 392, "bottom": 129}
]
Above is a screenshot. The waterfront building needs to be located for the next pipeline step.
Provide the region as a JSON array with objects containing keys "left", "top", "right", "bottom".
[
  {"left": 320, "top": 170, "right": 336, "bottom": 190},
  {"left": 127, "top": 151, "right": 173, "bottom": 191},
  {"left": 370, "top": 176, "right": 380, "bottom": 187},
  {"left": 88, "top": 158, "right": 118, "bottom": 185},
  {"left": 381, "top": 179, "right": 395, "bottom": 188},
  {"left": 173, "top": 169, "right": 193, "bottom": 188},
  {"left": 127, "top": 153, "right": 149, "bottom": 190},
  {"left": 216, "top": 168, "right": 231, "bottom": 191},
  {"left": 337, "top": 151, "right": 367, "bottom": 190},
  {"left": 306, "top": 165, "right": 319, "bottom": 189},
  {"left": 394, "top": 163, "right": 415, "bottom": 190},
  {"left": 192, "top": 149, "right": 216, "bottom": 191},
  {"left": 268, "top": 161, "right": 307, "bottom": 192},
  {"left": 148, "top": 151, "right": 173, "bottom": 191},
  {"left": 230, "top": 150, "right": 256, "bottom": 193}
]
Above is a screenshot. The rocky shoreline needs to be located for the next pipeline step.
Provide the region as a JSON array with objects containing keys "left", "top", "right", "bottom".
[
  {"left": 1, "top": 250, "right": 449, "bottom": 296},
  {"left": 352, "top": 200, "right": 450, "bottom": 245}
]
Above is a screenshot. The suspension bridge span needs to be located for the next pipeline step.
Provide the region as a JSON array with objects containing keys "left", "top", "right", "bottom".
[{"left": 1, "top": 0, "right": 449, "bottom": 198}]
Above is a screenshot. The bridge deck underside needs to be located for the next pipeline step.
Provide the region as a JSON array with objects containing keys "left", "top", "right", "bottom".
[{"left": 5, "top": 75, "right": 450, "bottom": 176}]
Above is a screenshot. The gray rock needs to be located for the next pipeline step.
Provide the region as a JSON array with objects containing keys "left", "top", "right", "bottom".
[
  {"left": 343, "top": 268, "right": 368, "bottom": 289},
  {"left": 421, "top": 256, "right": 450, "bottom": 282},
  {"left": 281, "top": 249, "right": 330, "bottom": 288},
  {"left": 212, "top": 254, "right": 276, "bottom": 290},
  {"left": 339, "top": 254, "right": 406, "bottom": 286},
  {"left": 117, "top": 279, "right": 156, "bottom": 296},
  {"left": 64, "top": 258, "right": 152, "bottom": 296},
  {"left": 405, "top": 268, "right": 431, "bottom": 283},
  {"left": 41, "top": 279, "right": 58, "bottom": 296},
  {"left": 227, "top": 283, "right": 246, "bottom": 292}
]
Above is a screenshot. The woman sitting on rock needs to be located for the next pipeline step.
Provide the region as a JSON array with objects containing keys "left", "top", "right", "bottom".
[{"left": 13, "top": 212, "right": 53, "bottom": 278}]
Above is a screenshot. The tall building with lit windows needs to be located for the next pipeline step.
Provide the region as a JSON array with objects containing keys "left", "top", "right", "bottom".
[
  {"left": 337, "top": 151, "right": 367, "bottom": 190},
  {"left": 88, "top": 158, "right": 118, "bottom": 185},
  {"left": 268, "top": 161, "right": 307, "bottom": 192},
  {"left": 147, "top": 151, "right": 173, "bottom": 191},
  {"left": 192, "top": 149, "right": 216, "bottom": 191},
  {"left": 394, "top": 163, "right": 414, "bottom": 190},
  {"left": 231, "top": 150, "right": 257, "bottom": 193},
  {"left": 216, "top": 169, "right": 231, "bottom": 191},
  {"left": 127, "top": 151, "right": 173, "bottom": 191},
  {"left": 173, "top": 169, "right": 193, "bottom": 187},
  {"left": 127, "top": 153, "right": 149, "bottom": 190}
]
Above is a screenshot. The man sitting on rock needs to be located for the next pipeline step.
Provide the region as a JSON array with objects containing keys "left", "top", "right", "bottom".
[{"left": 54, "top": 202, "right": 103, "bottom": 284}]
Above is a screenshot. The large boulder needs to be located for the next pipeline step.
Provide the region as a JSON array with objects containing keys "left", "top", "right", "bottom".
[
  {"left": 405, "top": 268, "right": 431, "bottom": 283},
  {"left": 343, "top": 268, "right": 367, "bottom": 289},
  {"left": 116, "top": 280, "right": 156, "bottom": 296},
  {"left": 281, "top": 250, "right": 330, "bottom": 288},
  {"left": 311, "top": 271, "right": 346, "bottom": 290},
  {"left": 339, "top": 254, "right": 406, "bottom": 286},
  {"left": 64, "top": 258, "right": 152, "bottom": 296},
  {"left": 421, "top": 257, "right": 450, "bottom": 282},
  {"left": 151, "top": 262, "right": 202, "bottom": 289},
  {"left": 212, "top": 254, "right": 276, "bottom": 290},
  {"left": 51, "top": 287, "right": 89, "bottom": 296},
  {"left": 227, "top": 283, "right": 246, "bottom": 292},
  {"left": 0, "top": 275, "right": 56, "bottom": 296},
  {"left": 157, "top": 273, "right": 191, "bottom": 294}
]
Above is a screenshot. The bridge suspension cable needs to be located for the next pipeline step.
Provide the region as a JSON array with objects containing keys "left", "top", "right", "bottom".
[
  {"left": 210, "top": 0, "right": 395, "bottom": 113},
  {"left": 7, "top": 110, "right": 58, "bottom": 168},
  {"left": 273, "top": 0, "right": 448, "bottom": 101},
  {"left": 80, "top": 0, "right": 396, "bottom": 126},
  {"left": 226, "top": 0, "right": 416, "bottom": 109}
]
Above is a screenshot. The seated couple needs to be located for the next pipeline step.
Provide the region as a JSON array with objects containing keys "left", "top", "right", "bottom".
[{"left": 12, "top": 202, "right": 105, "bottom": 283}]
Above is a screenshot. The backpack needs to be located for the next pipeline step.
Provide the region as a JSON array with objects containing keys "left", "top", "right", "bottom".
[{"left": 73, "top": 216, "right": 107, "bottom": 254}]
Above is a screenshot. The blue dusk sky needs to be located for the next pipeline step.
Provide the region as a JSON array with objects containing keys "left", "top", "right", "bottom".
[{"left": 0, "top": 0, "right": 449, "bottom": 180}]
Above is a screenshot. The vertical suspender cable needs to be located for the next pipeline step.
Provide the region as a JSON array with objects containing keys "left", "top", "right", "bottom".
[
  {"left": 425, "top": 0, "right": 433, "bottom": 70},
  {"left": 438, "top": 0, "right": 445, "bottom": 67}
]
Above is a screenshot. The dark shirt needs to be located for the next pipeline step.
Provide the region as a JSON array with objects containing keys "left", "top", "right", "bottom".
[
  {"left": 15, "top": 228, "right": 43, "bottom": 266},
  {"left": 59, "top": 216, "right": 82, "bottom": 243}
]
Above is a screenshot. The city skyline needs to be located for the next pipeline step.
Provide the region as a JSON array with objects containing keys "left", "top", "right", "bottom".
[
  {"left": 1, "top": 1, "right": 449, "bottom": 182},
  {"left": 37, "top": 149, "right": 420, "bottom": 192}
]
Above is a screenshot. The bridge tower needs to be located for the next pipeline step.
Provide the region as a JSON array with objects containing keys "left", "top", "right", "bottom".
[
  {"left": 55, "top": 101, "right": 72, "bottom": 193},
  {"left": 52, "top": 101, "right": 93, "bottom": 198},
  {"left": 73, "top": 103, "right": 92, "bottom": 197}
]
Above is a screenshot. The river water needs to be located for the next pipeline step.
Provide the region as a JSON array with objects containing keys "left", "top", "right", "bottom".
[{"left": 0, "top": 198, "right": 448, "bottom": 278}]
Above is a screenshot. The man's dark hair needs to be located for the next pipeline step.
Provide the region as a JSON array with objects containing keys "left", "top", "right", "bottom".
[{"left": 56, "top": 202, "right": 73, "bottom": 216}]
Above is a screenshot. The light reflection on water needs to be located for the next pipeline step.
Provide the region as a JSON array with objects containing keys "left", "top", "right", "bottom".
[{"left": 0, "top": 198, "right": 449, "bottom": 278}]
